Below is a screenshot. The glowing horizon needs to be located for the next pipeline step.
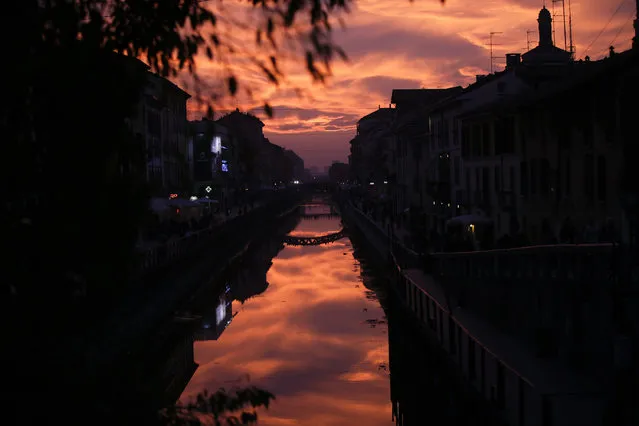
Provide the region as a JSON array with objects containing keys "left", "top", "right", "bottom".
[{"left": 182, "top": 0, "right": 636, "bottom": 169}]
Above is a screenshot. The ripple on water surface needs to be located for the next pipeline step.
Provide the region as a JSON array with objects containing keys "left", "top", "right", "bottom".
[{"left": 180, "top": 209, "right": 393, "bottom": 426}]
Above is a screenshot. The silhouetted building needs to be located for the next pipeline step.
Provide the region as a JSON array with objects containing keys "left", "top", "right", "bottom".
[
  {"left": 284, "top": 149, "right": 305, "bottom": 181},
  {"left": 391, "top": 88, "right": 462, "bottom": 226},
  {"left": 128, "top": 60, "right": 191, "bottom": 196},
  {"left": 187, "top": 119, "right": 238, "bottom": 200},
  {"left": 328, "top": 161, "right": 349, "bottom": 183},
  {"left": 349, "top": 107, "right": 395, "bottom": 188},
  {"left": 216, "top": 109, "right": 266, "bottom": 189},
  {"left": 634, "top": 0, "right": 639, "bottom": 49},
  {"left": 263, "top": 139, "right": 295, "bottom": 185},
  {"left": 195, "top": 283, "right": 233, "bottom": 341}
]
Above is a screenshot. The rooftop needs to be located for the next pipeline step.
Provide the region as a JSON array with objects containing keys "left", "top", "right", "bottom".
[
  {"left": 391, "top": 87, "right": 463, "bottom": 106},
  {"left": 358, "top": 107, "right": 394, "bottom": 124},
  {"left": 216, "top": 108, "right": 265, "bottom": 127}
]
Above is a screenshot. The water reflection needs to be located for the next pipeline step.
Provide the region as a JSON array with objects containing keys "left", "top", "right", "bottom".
[
  {"left": 348, "top": 217, "right": 503, "bottom": 426},
  {"left": 130, "top": 198, "right": 500, "bottom": 425},
  {"left": 181, "top": 199, "right": 393, "bottom": 426}
]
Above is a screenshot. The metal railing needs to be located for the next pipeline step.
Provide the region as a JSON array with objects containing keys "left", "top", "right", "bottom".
[{"left": 131, "top": 191, "right": 302, "bottom": 280}]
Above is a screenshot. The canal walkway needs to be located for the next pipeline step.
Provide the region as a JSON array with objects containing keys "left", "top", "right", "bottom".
[
  {"left": 341, "top": 200, "right": 611, "bottom": 426},
  {"left": 78, "top": 194, "right": 302, "bottom": 382}
]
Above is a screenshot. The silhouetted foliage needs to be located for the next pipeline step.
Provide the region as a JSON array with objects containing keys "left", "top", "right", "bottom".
[
  {"left": 161, "top": 387, "right": 276, "bottom": 426},
  {"left": 4, "top": 0, "right": 357, "bottom": 326}
]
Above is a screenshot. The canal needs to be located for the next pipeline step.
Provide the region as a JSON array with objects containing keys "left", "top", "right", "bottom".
[
  {"left": 129, "top": 196, "right": 501, "bottom": 425},
  {"left": 180, "top": 198, "right": 393, "bottom": 425}
]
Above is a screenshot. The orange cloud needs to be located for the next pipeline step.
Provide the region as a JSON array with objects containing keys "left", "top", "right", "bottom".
[{"left": 177, "top": 0, "right": 636, "bottom": 168}]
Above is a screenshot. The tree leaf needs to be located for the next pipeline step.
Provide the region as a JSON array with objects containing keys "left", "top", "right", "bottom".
[
  {"left": 264, "top": 103, "right": 273, "bottom": 118},
  {"left": 228, "top": 76, "right": 238, "bottom": 95}
]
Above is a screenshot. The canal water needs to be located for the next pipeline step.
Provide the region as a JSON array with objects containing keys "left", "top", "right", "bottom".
[
  {"left": 180, "top": 198, "right": 394, "bottom": 425},
  {"left": 132, "top": 197, "right": 500, "bottom": 425}
]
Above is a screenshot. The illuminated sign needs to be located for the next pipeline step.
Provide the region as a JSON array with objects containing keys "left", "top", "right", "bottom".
[
  {"left": 221, "top": 160, "right": 228, "bottom": 172},
  {"left": 169, "top": 193, "right": 178, "bottom": 199},
  {"left": 211, "top": 136, "right": 222, "bottom": 155},
  {"left": 205, "top": 186, "right": 212, "bottom": 193}
]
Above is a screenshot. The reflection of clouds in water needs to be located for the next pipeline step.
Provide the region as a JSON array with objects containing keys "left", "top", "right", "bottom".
[{"left": 181, "top": 222, "right": 392, "bottom": 426}]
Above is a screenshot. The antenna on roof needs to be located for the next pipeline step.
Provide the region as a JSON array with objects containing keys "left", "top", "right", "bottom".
[
  {"left": 568, "top": 0, "right": 575, "bottom": 57},
  {"left": 526, "top": 29, "right": 537, "bottom": 51},
  {"left": 489, "top": 31, "right": 504, "bottom": 73},
  {"left": 551, "top": 0, "right": 570, "bottom": 52}
]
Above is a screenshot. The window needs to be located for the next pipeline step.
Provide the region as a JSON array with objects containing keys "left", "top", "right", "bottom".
[
  {"left": 597, "top": 155, "right": 607, "bottom": 202},
  {"left": 453, "top": 119, "right": 460, "bottom": 146},
  {"left": 472, "top": 125, "right": 481, "bottom": 157},
  {"left": 461, "top": 125, "right": 471, "bottom": 158},
  {"left": 468, "top": 337, "right": 476, "bottom": 380},
  {"left": 540, "top": 159, "right": 550, "bottom": 195},
  {"left": 482, "top": 123, "right": 491, "bottom": 156},
  {"left": 504, "top": 117, "right": 516, "bottom": 153},
  {"left": 443, "top": 119, "right": 450, "bottom": 147},
  {"left": 530, "top": 159, "right": 537, "bottom": 195},
  {"left": 495, "top": 119, "right": 504, "bottom": 154},
  {"left": 583, "top": 121, "right": 593, "bottom": 148},
  {"left": 584, "top": 154, "right": 594, "bottom": 201},
  {"left": 483, "top": 167, "right": 490, "bottom": 204},
  {"left": 564, "top": 157, "right": 571, "bottom": 195},
  {"left": 449, "top": 317, "right": 457, "bottom": 354},
  {"left": 520, "top": 161, "right": 529, "bottom": 197}
]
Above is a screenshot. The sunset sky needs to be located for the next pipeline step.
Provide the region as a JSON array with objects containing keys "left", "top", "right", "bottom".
[{"left": 186, "top": 0, "right": 636, "bottom": 169}]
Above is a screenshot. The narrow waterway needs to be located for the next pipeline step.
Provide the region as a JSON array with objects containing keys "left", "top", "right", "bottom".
[
  {"left": 180, "top": 198, "right": 394, "bottom": 425},
  {"left": 128, "top": 196, "right": 503, "bottom": 425}
]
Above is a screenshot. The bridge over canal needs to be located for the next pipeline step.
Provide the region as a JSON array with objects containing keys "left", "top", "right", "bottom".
[{"left": 283, "top": 229, "right": 346, "bottom": 246}]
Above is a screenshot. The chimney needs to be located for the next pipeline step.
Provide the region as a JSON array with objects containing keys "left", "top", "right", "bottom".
[
  {"left": 476, "top": 74, "right": 487, "bottom": 82},
  {"left": 505, "top": 53, "right": 521, "bottom": 70}
]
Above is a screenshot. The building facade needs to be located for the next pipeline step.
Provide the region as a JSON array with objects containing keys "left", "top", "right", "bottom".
[
  {"left": 129, "top": 69, "right": 191, "bottom": 196},
  {"left": 216, "top": 109, "right": 267, "bottom": 190},
  {"left": 349, "top": 107, "right": 395, "bottom": 188}
]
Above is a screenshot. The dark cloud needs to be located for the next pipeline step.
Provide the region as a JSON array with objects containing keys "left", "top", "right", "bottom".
[
  {"left": 288, "top": 300, "right": 370, "bottom": 338},
  {"left": 326, "top": 116, "right": 358, "bottom": 127},
  {"left": 277, "top": 122, "right": 315, "bottom": 132},
  {"left": 505, "top": 0, "right": 546, "bottom": 8},
  {"left": 324, "top": 125, "right": 344, "bottom": 131},
  {"left": 336, "top": 22, "right": 485, "bottom": 62},
  {"left": 359, "top": 75, "right": 422, "bottom": 100}
]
